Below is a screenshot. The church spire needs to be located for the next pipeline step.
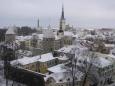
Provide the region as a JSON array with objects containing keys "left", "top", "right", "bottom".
[
  {"left": 37, "top": 18, "right": 39, "bottom": 28},
  {"left": 61, "top": 4, "right": 65, "bottom": 20},
  {"left": 57, "top": 4, "right": 66, "bottom": 37}
]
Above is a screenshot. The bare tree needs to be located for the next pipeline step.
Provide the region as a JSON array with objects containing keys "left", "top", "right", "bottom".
[
  {"left": 80, "top": 52, "right": 99, "bottom": 86},
  {"left": 64, "top": 47, "right": 83, "bottom": 86},
  {"left": 64, "top": 47, "right": 100, "bottom": 86}
]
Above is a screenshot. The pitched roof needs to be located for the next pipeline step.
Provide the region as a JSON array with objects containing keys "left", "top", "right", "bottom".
[{"left": 6, "top": 27, "right": 15, "bottom": 35}]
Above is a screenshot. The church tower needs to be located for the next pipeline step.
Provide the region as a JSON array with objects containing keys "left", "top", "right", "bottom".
[
  {"left": 37, "top": 19, "right": 40, "bottom": 28},
  {"left": 57, "top": 5, "right": 66, "bottom": 38},
  {"left": 5, "top": 26, "right": 16, "bottom": 43}
]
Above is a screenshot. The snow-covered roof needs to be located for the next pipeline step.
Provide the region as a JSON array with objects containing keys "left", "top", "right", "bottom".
[
  {"left": 45, "top": 70, "right": 83, "bottom": 83},
  {"left": 64, "top": 31, "right": 73, "bottom": 36},
  {"left": 16, "top": 36, "right": 32, "bottom": 41},
  {"left": 93, "top": 57, "right": 111, "bottom": 68},
  {"left": 6, "top": 27, "right": 15, "bottom": 34},
  {"left": 107, "top": 54, "right": 115, "bottom": 59},
  {"left": 48, "top": 64, "right": 66, "bottom": 73},
  {"left": 16, "top": 34, "right": 44, "bottom": 41},
  {"left": 11, "top": 53, "right": 55, "bottom": 65},
  {"left": 38, "top": 34, "right": 43, "bottom": 40},
  {"left": 55, "top": 35, "right": 61, "bottom": 40},
  {"left": 104, "top": 44, "right": 115, "bottom": 48},
  {"left": 32, "top": 33, "right": 37, "bottom": 36},
  {"left": 36, "top": 53, "right": 55, "bottom": 62},
  {"left": 52, "top": 27, "right": 59, "bottom": 30},
  {"left": 57, "top": 45, "right": 75, "bottom": 53},
  {"left": 11, "top": 56, "right": 38, "bottom": 65},
  {"left": 57, "top": 44, "right": 88, "bottom": 55},
  {"left": 57, "top": 55, "right": 68, "bottom": 61},
  {"left": 94, "top": 52, "right": 115, "bottom": 62}
]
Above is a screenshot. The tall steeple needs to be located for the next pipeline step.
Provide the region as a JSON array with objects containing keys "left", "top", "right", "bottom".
[
  {"left": 60, "top": 4, "right": 66, "bottom": 31},
  {"left": 61, "top": 4, "right": 65, "bottom": 20},
  {"left": 37, "top": 18, "right": 39, "bottom": 28},
  {"left": 57, "top": 4, "right": 66, "bottom": 38}
]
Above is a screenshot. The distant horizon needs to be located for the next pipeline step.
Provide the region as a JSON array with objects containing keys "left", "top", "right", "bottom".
[
  {"left": 1, "top": 25, "right": 115, "bottom": 30},
  {"left": 1, "top": 0, "right": 115, "bottom": 28}
]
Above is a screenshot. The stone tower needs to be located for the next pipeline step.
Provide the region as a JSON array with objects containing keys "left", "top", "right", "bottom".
[{"left": 5, "top": 26, "right": 16, "bottom": 43}]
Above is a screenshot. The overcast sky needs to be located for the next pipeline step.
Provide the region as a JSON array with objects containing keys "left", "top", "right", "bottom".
[{"left": 0, "top": 0, "right": 115, "bottom": 28}]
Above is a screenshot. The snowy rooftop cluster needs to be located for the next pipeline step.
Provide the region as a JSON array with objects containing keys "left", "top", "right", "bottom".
[
  {"left": 45, "top": 64, "right": 84, "bottom": 83},
  {"left": 16, "top": 34, "right": 44, "bottom": 41},
  {"left": 77, "top": 52, "right": 113, "bottom": 68},
  {"left": 57, "top": 44, "right": 88, "bottom": 56},
  {"left": 5, "top": 25, "right": 115, "bottom": 86},
  {"left": 45, "top": 71, "right": 83, "bottom": 83},
  {"left": 16, "top": 36, "right": 32, "bottom": 41}
]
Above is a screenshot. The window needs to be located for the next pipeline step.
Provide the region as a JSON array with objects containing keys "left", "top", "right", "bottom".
[
  {"left": 47, "top": 62, "right": 49, "bottom": 66},
  {"left": 83, "top": 60, "right": 86, "bottom": 64},
  {"left": 75, "top": 77, "right": 77, "bottom": 80},
  {"left": 105, "top": 57, "right": 108, "bottom": 59},
  {"left": 100, "top": 80, "right": 103, "bottom": 85},
  {"left": 67, "top": 78, "right": 70, "bottom": 81},
  {"left": 79, "top": 60, "right": 81, "bottom": 63},
  {"left": 59, "top": 79, "right": 62, "bottom": 82}
]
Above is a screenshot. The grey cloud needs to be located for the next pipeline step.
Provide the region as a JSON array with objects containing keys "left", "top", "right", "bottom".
[{"left": 0, "top": 0, "right": 115, "bottom": 28}]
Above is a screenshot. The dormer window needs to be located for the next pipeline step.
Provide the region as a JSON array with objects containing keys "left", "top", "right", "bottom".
[
  {"left": 83, "top": 60, "right": 86, "bottom": 64},
  {"left": 105, "top": 57, "right": 108, "bottom": 59},
  {"left": 59, "top": 79, "right": 62, "bottom": 82},
  {"left": 79, "top": 60, "right": 81, "bottom": 63},
  {"left": 75, "top": 77, "right": 77, "bottom": 80},
  {"left": 67, "top": 78, "right": 70, "bottom": 81}
]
